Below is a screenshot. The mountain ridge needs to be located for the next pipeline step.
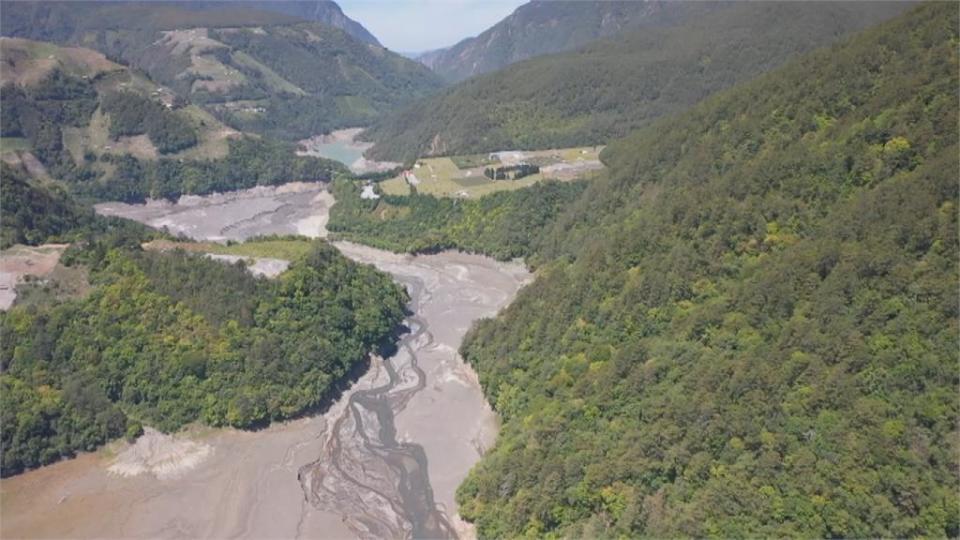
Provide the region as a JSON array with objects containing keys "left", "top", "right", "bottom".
[
  {"left": 417, "top": 0, "right": 714, "bottom": 82},
  {"left": 363, "top": 1, "right": 911, "bottom": 161},
  {"left": 0, "top": 2, "right": 442, "bottom": 141}
]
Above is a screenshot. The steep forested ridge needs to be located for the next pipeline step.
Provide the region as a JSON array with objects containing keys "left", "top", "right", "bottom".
[
  {"left": 0, "top": 1, "right": 379, "bottom": 46},
  {"left": 445, "top": 4, "right": 958, "bottom": 537},
  {"left": 207, "top": 23, "right": 443, "bottom": 140},
  {"left": 418, "top": 0, "right": 712, "bottom": 82},
  {"left": 192, "top": 1, "right": 381, "bottom": 46},
  {"left": 1, "top": 240, "right": 408, "bottom": 477},
  {"left": 363, "top": 2, "right": 909, "bottom": 161},
  {"left": 1, "top": 165, "right": 115, "bottom": 248}
]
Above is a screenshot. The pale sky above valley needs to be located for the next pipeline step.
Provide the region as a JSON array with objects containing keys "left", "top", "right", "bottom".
[{"left": 338, "top": 0, "right": 526, "bottom": 53}]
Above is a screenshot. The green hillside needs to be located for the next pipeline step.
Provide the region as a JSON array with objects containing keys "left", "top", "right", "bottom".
[
  {"left": 0, "top": 1, "right": 299, "bottom": 40},
  {"left": 0, "top": 2, "right": 444, "bottom": 141},
  {"left": 0, "top": 39, "right": 347, "bottom": 202},
  {"left": 363, "top": 2, "right": 909, "bottom": 161},
  {"left": 0, "top": 165, "right": 146, "bottom": 249},
  {"left": 418, "top": 1, "right": 716, "bottom": 82},
  {"left": 331, "top": 4, "right": 958, "bottom": 536},
  {"left": 455, "top": 4, "right": 959, "bottom": 537},
  {"left": 205, "top": 23, "right": 444, "bottom": 140}
]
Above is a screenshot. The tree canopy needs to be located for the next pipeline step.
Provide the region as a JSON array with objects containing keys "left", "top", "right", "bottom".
[
  {"left": 1, "top": 239, "right": 407, "bottom": 477},
  {"left": 362, "top": 2, "right": 908, "bottom": 161},
  {"left": 329, "top": 4, "right": 958, "bottom": 536}
]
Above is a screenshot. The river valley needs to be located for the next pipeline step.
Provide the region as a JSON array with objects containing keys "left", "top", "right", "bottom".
[{"left": 1, "top": 183, "right": 529, "bottom": 539}]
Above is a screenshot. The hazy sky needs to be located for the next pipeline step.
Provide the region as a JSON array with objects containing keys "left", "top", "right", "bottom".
[{"left": 338, "top": 0, "right": 526, "bottom": 53}]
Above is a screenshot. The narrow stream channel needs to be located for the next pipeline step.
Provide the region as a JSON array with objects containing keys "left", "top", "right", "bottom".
[{"left": 299, "top": 274, "right": 456, "bottom": 539}]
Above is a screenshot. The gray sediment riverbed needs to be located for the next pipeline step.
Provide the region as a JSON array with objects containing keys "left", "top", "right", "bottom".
[{"left": 2, "top": 184, "right": 530, "bottom": 539}]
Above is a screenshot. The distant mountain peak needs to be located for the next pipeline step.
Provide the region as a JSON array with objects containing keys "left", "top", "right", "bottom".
[
  {"left": 239, "top": 1, "right": 381, "bottom": 46},
  {"left": 419, "top": 0, "right": 686, "bottom": 82}
]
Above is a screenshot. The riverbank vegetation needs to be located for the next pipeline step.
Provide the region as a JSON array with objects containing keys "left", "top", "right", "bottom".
[
  {"left": 328, "top": 179, "right": 585, "bottom": 261},
  {"left": 1, "top": 238, "right": 408, "bottom": 477},
  {"left": 76, "top": 137, "right": 346, "bottom": 203}
]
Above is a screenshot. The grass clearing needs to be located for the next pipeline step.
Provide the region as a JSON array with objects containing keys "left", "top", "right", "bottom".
[
  {"left": 231, "top": 50, "right": 305, "bottom": 96},
  {"left": 144, "top": 237, "right": 315, "bottom": 261},
  {"left": 13, "top": 263, "right": 91, "bottom": 308},
  {"left": 451, "top": 176, "right": 494, "bottom": 188},
  {"left": 377, "top": 146, "right": 604, "bottom": 198},
  {"left": 0, "top": 137, "right": 31, "bottom": 153},
  {"left": 380, "top": 176, "right": 411, "bottom": 196}
]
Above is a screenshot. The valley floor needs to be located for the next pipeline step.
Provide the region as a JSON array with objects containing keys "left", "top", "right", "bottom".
[{"left": 1, "top": 183, "right": 530, "bottom": 539}]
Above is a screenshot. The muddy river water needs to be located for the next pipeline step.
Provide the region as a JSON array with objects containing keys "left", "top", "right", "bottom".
[{"left": 1, "top": 184, "right": 530, "bottom": 539}]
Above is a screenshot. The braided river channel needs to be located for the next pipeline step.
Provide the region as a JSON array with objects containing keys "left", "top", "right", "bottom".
[{"left": 1, "top": 184, "right": 530, "bottom": 539}]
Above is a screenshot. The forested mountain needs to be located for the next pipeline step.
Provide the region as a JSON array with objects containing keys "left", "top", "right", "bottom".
[
  {"left": 332, "top": 4, "right": 959, "bottom": 536},
  {"left": 418, "top": 0, "right": 716, "bottom": 82},
  {"left": 0, "top": 39, "right": 346, "bottom": 202},
  {"left": 363, "top": 1, "right": 910, "bottom": 161},
  {"left": 1, "top": 237, "right": 408, "bottom": 477},
  {"left": 0, "top": 165, "right": 144, "bottom": 249},
  {"left": 0, "top": 0, "right": 379, "bottom": 48},
  {"left": 0, "top": 2, "right": 443, "bottom": 141}
]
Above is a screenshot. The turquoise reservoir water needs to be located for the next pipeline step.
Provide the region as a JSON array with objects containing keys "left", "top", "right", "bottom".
[{"left": 309, "top": 140, "right": 365, "bottom": 166}]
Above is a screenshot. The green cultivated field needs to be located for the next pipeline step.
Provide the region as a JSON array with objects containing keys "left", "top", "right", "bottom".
[
  {"left": 378, "top": 146, "right": 603, "bottom": 198},
  {"left": 144, "top": 237, "right": 315, "bottom": 262}
]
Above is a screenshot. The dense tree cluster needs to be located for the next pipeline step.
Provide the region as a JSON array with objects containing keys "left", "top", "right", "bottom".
[
  {"left": 452, "top": 5, "right": 958, "bottom": 537},
  {"left": 0, "top": 164, "right": 147, "bottom": 249},
  {"left": 333, "top": 5, "right": 957, "bottom": 537},
  {"left": 361, "top": 2, "right": 908, "bottom": 161},
  {"left": 328, "top": 179, "right": 585, "bottom": 261},
  {"left": 1, "top": 240, "right": 408, "bottom": 476},
  {"left": 100, "top": 91, "right": 198, "bottom": 153},
  {"left": 483, "top": 164, "right": 540, "bottom": 181},
  {"left": 77, "top": 137, "right": 346, "bottom": 202}
]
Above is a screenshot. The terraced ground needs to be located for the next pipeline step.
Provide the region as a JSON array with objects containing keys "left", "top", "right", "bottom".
[
  {"left": 378, "top": 146, "right": 604, "bottom": 198},
  {"left": 2, "top": 37, "right": 239, "bottom": 169}
]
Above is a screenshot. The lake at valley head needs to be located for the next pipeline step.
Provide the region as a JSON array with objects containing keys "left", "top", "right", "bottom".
[{"left": 298, "top": 128, "right": 401, "bottom": 174}]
